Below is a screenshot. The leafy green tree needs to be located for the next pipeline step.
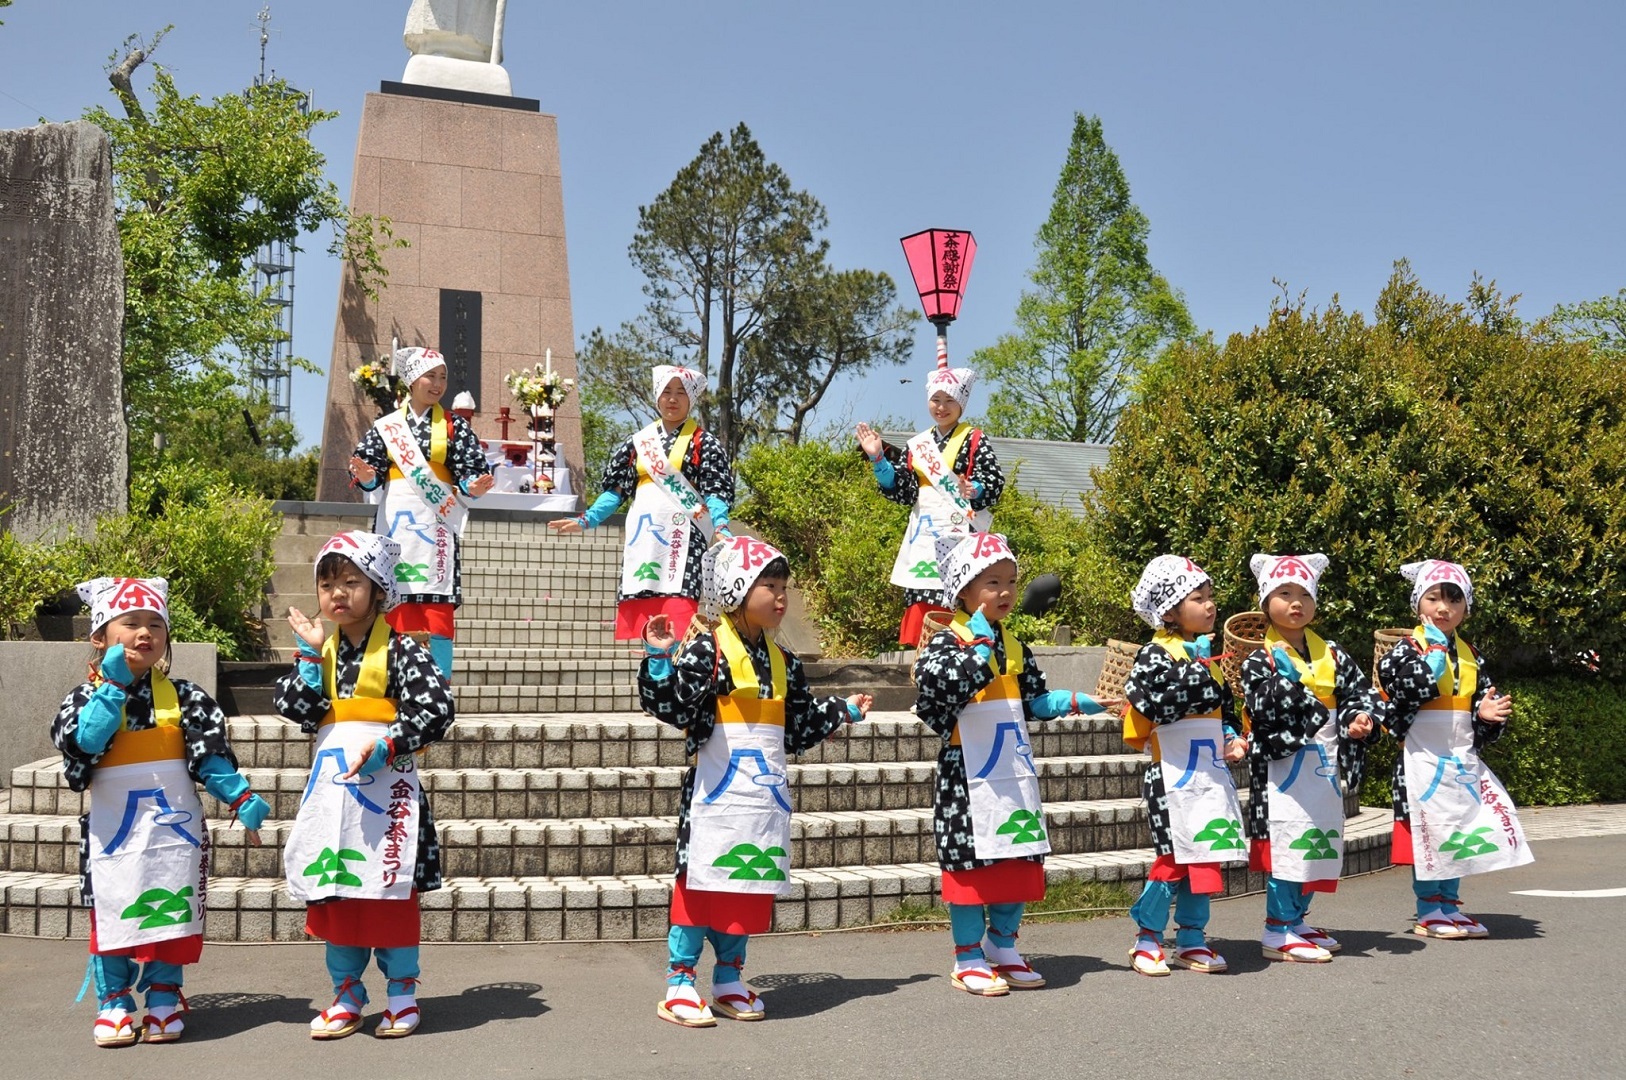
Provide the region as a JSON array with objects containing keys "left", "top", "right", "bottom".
[
  {"left": 580, "top": 124, "right": 906, "bottom": 451},
  {"left": 974, "top": 113, "right": 1192, "bottom": 443},
  {"left": 1551, "top": 288, "right": 1626, "bottom": 354},
  {"left": 1091, "top": 264, "right": 1626, "bottom": 677},
  {"left": 86, "top": 29, "right": 397, "bottom": 480},
  {"left": 578, "top": 379, "right": 635, "bottom": 490}
]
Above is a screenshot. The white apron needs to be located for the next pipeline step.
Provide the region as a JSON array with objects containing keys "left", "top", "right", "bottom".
[
  {"left": 86, "top": 674, "right": 209, "bottom": 951},
  {"left": 1400, "top": 631, "right": 1532, "bottom": 880},
  {"left": 620, "top": 420, "right": 714, "bottom": 596},
  {"left": 1404, "top": 706, "right": 1531, "bottom": 880},
  {"left": 282, "top": 620, "right": 422, "bottom": 902},
  {"left": 1266, "top": 712, "right": 1346, "bottom": 882},
  {"left": 686, "top": 622, "right": 792, "bottom": 894},
  {"left": 373, "top": 406, "right": 467, "bottom": 597},
  {"left": 1258, "top": 628, "right": 1348, "bottom": 881},
  {"left": 889, "top": 425, "right": 991, "bottom": 590},
  {"left": 1155, "top": 713, "right": 1247, "bottom": 865}
]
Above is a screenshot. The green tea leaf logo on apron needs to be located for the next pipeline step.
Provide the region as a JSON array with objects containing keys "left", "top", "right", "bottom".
[
  {"left": 1438, "top": 826, "right": 1498, "bottom": 860},
  {"left": 305, "top": 847, "right": 367, "bottom": 887},
  {"left": 634, "top": 561, "right": 662, "bottom": 582},
  {"left": 995, "top": 809, "right": 1047, "bottom": 845},
  {"left": 1192, "top": 817, "right": 1244, "bottom": 852},
  {"left": 710, "top": 843, "right": 788, "bottom": 881},
  {"left": 1288, "top": 827, "right": 1340, "bottom": 860},
  {"left": 120, "top": 886, "right": 194, "bottom": 929},
  {"left": 395, "top": 562, "right": 430, "bottom": 584},
  {"left": 908, "top": 559, "right": 941, "bottom": 579}
]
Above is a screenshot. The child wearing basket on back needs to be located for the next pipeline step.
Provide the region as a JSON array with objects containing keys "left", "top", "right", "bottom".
[
  {"left": 1121, "top": 556, "right": 1249, "bottom": 976},
  {"left": 1240, "top": 554, "right": 1384, "bottom": 963},
  {"left": 1375, "top": 560, "right": 1529, "bottom": 939}
]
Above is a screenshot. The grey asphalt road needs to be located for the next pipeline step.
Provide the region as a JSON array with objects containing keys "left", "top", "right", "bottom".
[{"left": 2, "top": 836, "right": 1620, "bottom": 1080}]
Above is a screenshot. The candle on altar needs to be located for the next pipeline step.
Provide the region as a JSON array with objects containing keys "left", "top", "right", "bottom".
[{"left": 545, "top": 348, "right": 552, "bottom": 376}]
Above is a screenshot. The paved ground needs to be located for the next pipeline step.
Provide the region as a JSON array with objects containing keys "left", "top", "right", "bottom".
[{"left": 3, "top": 804, "right": 1623, "bottom": 1079}]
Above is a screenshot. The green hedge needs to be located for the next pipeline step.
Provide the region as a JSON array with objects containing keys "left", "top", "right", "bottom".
[
  {"left": 1359, "top": 674, "right": 1626, "bottom": 808},
  {"left": 0, "top": 464, "right": 279, "bottom": 659}
]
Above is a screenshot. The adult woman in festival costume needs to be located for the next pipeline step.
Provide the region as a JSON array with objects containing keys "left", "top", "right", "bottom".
[
  {"left": 639, "top": 535, "right": 871, "bottom": 1026},
  {"left": 348, "top": 345, "right": 495, "bottom": 679},
  {"left": 53, "top": 577, "right": 268, "bottom": 1046},
  {"left": 912, "top": 532, "right": 1109, "bottom": 996},
  {"left": 856, "top": 349, "right": 1004, "bottom": 647},
  {"left": 275, "top": 531, "right": 456, "bottom": 1039},
  {"left": 550, "top": 364, "right": 735, "bottom": 641},
  {"left": 1376, "top": 559, "right": 1528, "bottom": 939}
]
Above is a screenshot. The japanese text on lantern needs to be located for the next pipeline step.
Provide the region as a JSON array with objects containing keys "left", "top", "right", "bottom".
[{"left": 940, "top": 233, "right": 962, "bottom": 292}]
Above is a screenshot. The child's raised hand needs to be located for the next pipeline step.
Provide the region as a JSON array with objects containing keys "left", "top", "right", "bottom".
[
  {"left": 286, "top": 607, "right": 326, "bottom": 650},
  {"left": 1348, "top": 712, "right": 1374, "bottom": 740},
  {"left": 1478, "top": 687, "right": 1512, "bottom": 724},
  {"left": 548, "top": 516, "right": 583, "bottom": 534},
  {"left": 467, "top": 473, "right": 496, "bottom": 497},
  {"left": 1224, "top": 734, "right": 1249, "bottom": 762},
  {"left": 855, "top": 423, "right": 883, "bottom": 459},
  {"left": 348, "top": 455, "right": 378, "bottom": 485},
  {"left": 846, "top": 693, "right": 873, "bottom": 722},
  {"left": 643, "top": 614, "right": 679, "bottom": 652}
]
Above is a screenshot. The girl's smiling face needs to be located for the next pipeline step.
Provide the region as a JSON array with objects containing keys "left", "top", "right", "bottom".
[
  {"left": 928, "top": 391, "right": 963, "bottom": 430},
  {"left": 96, "top": 610, "right": 169, "bottom": 678}
]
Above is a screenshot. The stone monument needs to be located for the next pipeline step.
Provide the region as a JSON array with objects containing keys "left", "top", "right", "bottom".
[
  {"left": 317, "top": 3, "right": 581, "bottom": 502},
  {"left": 0, "top": 121, "right": 128, "bottom": 541}
]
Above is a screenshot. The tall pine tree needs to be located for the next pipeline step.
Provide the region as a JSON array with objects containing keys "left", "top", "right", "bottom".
[{"left": 976, "top": 113, "right": 1192, "bottom": 443}]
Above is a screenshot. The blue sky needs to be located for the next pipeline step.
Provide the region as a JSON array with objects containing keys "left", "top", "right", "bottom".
[{"left": 3, "top": 1, "right": 1623, "bottom": 448}]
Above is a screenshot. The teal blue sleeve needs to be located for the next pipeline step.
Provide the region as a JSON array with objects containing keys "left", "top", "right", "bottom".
[
  {"left": 198, "top": 754, "right": 251, "bottom": 803},
  {"left": 581, "top": 490, "right": 624, "bottom": 528},
  {"left": 704, "top": 495, "right": 731, "bottom": 530},
  {"left": 871, "top": 457, "right": 897, "bottom": 489}
]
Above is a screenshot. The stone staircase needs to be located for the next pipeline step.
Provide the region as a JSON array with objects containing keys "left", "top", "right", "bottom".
[{"left": 0, "top": 507, "right": 1393, "bottom": 942}]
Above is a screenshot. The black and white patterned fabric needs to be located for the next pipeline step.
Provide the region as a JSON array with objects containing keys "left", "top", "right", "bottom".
[
  {"left": 1121, "top": 643, "right": 1241, "bottom": 855},
  {"left": 352, "top": 407, "right": 492, "bottom": 607},
  {"left": 1239, "top": 640, "right": 1385, "bottom": 841},
  {"left": 273, "top": 629, "right": 455, "bottom": 891},
  {"left": 877, "top": 428, "right": 1006, "bottom": 609},
  {"left": 52, "top": 674, "right": 236, "bottom": 908},
  {"left": 1376, "top": 637, "right": 1503, "bottom": 823},
  {"left": 598, "top": 426, "right": 735, "bottom": 604},
  {"left": 911, "top": 626, "right": 1049, "bottom": 872},
  {"left": 637, "top": 630, "right": 850, "bottom": 876}
]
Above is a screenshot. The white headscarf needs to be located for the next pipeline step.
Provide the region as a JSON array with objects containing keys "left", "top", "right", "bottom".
[
  {"left": 924, "top": 353, "right": 975, "bottom": 412},
  {"left": 652, "top": 365, "right": 706, "bottom": 407},
  {"left": 394, "top": 346, "right": 446, "bottom": 388},
  {"left": 1250, "top": 552, "right": 1330, "bottom": 606},
  {"left": 701, "top": 535, "right": 787, "bottom": 619},
  {"left": 77, "top": 577, "right": 170, "bottom": 634},
  {"left": 1401, "top": 559, "right": 1474, "bottom": 612},
  {"left": 315, "top": 531, "right": 403, "bottom": 612},
  {"left": 935, "top": 531, "right": 1016, "bottom": 609},
  {"left": 1131, "top": 555, "right": 1211, "bottom": 629}
]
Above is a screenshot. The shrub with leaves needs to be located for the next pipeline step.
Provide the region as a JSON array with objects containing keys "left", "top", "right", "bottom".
[{"left": 1090, "top": 264, "right": 1626, "bottom": 676}]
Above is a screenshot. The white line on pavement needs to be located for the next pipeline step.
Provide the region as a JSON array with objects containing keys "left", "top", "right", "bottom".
[{"left": 1511, "top": 887, "right": 1626, "bottom": 898}]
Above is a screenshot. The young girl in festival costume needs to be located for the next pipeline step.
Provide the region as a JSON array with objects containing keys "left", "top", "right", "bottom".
[
  {"left": 855, "top": 347, "right": 1004, "bottom": 647},
  {"left": 348, "top": 345, "right": 495, "bottom": 679},
  {"left": 912, "top": 532, "right": 1110, "bottom": 996},
  {"left": 1121, "top": 556, "right": 1248, "bottom": 976},
  {"left": 1376, "top": 560, "right": 1528, "bottom": 939},
  {"left": 550, "top": 365, "right": 734, "bottom": 642},
  {"left": 1240, "top": 553, "right": 1384, "bottom": 963},
  {"left": 52, "top": 577, "right": 269, "bottom": 1047},
  {"left": 639, "top": 535, "right": 871, "bottom": 1027},
  {"left": 274, "top": 531, "right": 455, "bottom": 1040}
]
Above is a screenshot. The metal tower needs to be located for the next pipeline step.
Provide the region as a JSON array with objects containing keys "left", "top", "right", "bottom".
[{"left": 247, "top": 6, "right": 309, "bottom": 425}]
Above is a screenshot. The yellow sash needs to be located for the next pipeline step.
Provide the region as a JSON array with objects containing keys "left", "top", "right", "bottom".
[
  {"left": 98, "top": 670, "right": 184, "bottom": 768},
  {"left": 911, "top": 422, "right": 974, "bottom": 485},
  {"left": 947, "top": 610, "right": 1023, "bottom": 745},
  {"left": 1412, "top": 625, "right": 1478, "bottom": 711},
  {"left": 385, "top": 403, "right": 450, "bottom": 481},
  {"left": 1123, "top": 630, "right": 1234, "bottom": 752},
  {"left": 321, "top": 617, "right": 398, "bottom": 725},
  {"left": 636, "top": 418, "right": 697, "bottom": 487},
  {"left": 1264, "top": 625, "right": 1339, "bottom": 709},
  {"left": 714, "top": 615, "right": 787, "bottom": 728}
]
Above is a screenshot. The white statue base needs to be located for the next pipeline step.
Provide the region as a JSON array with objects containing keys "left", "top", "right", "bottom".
[{"left": 401, "top": 54, "right": 512, "bottom": 97}]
